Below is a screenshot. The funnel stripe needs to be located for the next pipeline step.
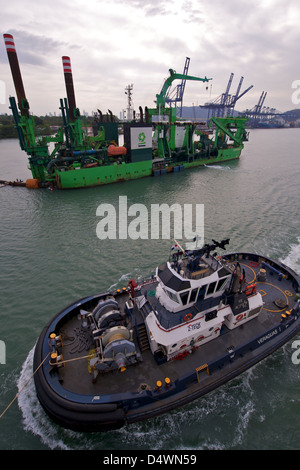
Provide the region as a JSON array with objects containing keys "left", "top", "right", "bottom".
[
  {"left": 3, "top": 33, "right": 16, "bottom": 53},
  {"left": 62, "top": 56, "right": 72, "bottom": 74}
]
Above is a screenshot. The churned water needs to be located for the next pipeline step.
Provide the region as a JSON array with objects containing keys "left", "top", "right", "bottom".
[{"left": 0, "top": 129, "right": 299, "bottom": 450}]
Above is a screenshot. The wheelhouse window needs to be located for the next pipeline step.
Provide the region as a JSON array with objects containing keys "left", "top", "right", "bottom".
[
  {"left": 164, "top": 288, "right": 180, "bottom": 303},
  {"left": 207, "top": 281, "right": 217, "bottom": 296},
  {"left": 197, "top": 284, "right": 207, "bottom": 301},
  {"left": 189, "top": 288, "right": 198, "bottom": 303},
  {"left": 180, "top": 291, "right": 190, "bottom": 306},
  {"left": 216, "top": 277, "right": 229, "bottom": 292}
]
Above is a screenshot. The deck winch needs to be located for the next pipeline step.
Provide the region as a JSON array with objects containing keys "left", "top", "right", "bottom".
[{"left": 88, "top": 297, "right": 142, "bottom": 379}]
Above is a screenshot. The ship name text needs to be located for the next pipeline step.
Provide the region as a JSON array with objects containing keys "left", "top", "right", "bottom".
[{"left": 257, "top": 328, "right": 278, "bottom": 345}]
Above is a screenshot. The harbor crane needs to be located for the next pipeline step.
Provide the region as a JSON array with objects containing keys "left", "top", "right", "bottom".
[{"left": 204, "top": 73, "right": 253, "bottom": 119}]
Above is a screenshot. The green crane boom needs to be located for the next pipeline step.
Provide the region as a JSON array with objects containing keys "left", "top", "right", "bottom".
[{"left": 156, "top": 69, "right": 211, "bottom": 110}]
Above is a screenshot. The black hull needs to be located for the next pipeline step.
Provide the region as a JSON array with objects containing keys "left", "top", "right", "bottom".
[
  {"left": 33, "top": 252, "right": 300, "bottom": 432},
  {"left": 127, "top": 319, "right": 300, "bottom": 426}
]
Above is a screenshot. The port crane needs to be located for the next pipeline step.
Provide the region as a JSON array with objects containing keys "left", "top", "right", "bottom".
[
  {"left": 244, "top": 91, "right": 269, "bottom": 125},
  {"left": 204, "top": 73, "right": 253, "bottom": 119}
]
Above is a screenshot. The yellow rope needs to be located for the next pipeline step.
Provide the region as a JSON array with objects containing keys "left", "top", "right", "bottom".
[
  {"left": 55, "top": 353, "right": 95, "bottom": 365},
  {"left": 0, "top": 352, "right": 50, "bottom": 420}
]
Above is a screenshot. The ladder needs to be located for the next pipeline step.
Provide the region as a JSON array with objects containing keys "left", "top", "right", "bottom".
[{"left": 136, "top": 323, "right": 150, "bottom": 352}]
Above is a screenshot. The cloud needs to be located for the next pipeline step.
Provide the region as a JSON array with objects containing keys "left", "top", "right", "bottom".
[
  {"left": 1, "top": 29, "right": 73, "bottom": 66},
  {"left": 1, "top": 0, "right": 300, "bottom": 115},
  {"left": 181, "top": 1, "right": 203, "bottom": 23},
  {"left": 113, "top": 0, "right": 176, "bottom": 16}
]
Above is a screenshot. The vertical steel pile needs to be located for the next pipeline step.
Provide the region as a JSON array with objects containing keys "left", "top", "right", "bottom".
[
  {"left": 3, "top": 33, "right": 29, "bottom": 117},
  {"left": 62, "top": 56, "right": 77, "bottom": 122}
]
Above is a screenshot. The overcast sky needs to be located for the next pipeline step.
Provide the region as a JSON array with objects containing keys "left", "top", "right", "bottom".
[{"left": 1, "top": 0, "right": 300, "bottom": 117}]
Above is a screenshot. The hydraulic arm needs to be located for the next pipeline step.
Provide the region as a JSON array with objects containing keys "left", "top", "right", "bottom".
[{"left": 156, "top": 69, "right": 211, "bottom": 112}]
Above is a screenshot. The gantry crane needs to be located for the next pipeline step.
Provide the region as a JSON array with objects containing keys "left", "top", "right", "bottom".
[{"left": 205, "top": 73, "right": 253, "bottom": 119}]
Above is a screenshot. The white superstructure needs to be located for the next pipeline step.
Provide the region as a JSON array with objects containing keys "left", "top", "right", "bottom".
[{"left": 136, "top": 245, "right": 264, "bottom": 361}]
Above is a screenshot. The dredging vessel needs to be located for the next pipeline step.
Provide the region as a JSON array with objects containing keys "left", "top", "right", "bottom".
[
  {"left": 33, "top": 239, "right": 300, "bottom": 431},
  {"left": 3, "top": 34, "right": 248, "bottom": 190}
]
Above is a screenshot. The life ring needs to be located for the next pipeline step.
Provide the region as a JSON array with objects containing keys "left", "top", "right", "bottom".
[
  {"left": 249, "top": 261, "right": 258, "bottom": 267},
  {"left": 236, "top": 313, "right": 244, "bottom": 321},
  {"left": 184, "top": 313, "right": 192, "bottom": 322}
]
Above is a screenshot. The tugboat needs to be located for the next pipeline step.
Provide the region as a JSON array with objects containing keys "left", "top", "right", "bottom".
[{"left": 33, "top": 239, "right": 300, "bottom": 431}]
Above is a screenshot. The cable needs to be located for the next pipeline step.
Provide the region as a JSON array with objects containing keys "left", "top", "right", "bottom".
[{"left": 0, "top": 351, "right": 50, "bottom": 420}]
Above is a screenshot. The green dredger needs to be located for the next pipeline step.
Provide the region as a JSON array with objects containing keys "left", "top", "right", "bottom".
[{"left": 4, "top": 33, "right": 248, "bottom": 190}]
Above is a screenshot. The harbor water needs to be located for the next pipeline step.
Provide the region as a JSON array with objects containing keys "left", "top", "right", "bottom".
[{"left": 0, "top": 128, "right": 299, "bottom": 450}]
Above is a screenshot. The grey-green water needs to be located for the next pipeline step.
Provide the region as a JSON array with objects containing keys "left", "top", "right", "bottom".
[{"left": 0, "top": 129, "right": 299, "bottom": 450}]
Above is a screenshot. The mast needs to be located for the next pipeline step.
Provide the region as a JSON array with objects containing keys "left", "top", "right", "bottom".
[{"left": 125, "top": 84, "right": 133, "bottom": 121}]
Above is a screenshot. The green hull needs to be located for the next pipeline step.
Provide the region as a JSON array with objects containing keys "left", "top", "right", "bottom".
[
  {"left": 55, "top": 146, "right": 242, "bottom": 189},
  {"left": 55, "top": 160, "right": 153, "bottom": 189},
  {"left": 180, "top": 146, "right": 242, "bottom": 170}
]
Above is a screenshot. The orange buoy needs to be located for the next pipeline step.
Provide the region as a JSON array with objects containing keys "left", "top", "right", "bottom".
[
  {"left": 107, "top": 145, "right": 127, "bottom": 157},
  {"left": 25, "top": 178, "right": 40, "bottom": 189}
]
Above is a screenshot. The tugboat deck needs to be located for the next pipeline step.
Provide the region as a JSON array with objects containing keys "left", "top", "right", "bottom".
[
  {"left": 57, "top": 257, "right": 297, "bottom": 397},
  {"left": 34, "top": 249, "right": 300, "bottom": 431}
]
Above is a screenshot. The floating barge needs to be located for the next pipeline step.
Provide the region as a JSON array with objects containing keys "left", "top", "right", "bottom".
[
  {"left": 4, "top": 34, "right": 248, "bottom": 190},
  {"left": 33, "top": 239, "right": 300, "bottom": 431}
]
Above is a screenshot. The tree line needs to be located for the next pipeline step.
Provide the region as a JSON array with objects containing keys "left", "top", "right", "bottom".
[{"left": 0, "top": 114, "right": 96, "bottom": 139}]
